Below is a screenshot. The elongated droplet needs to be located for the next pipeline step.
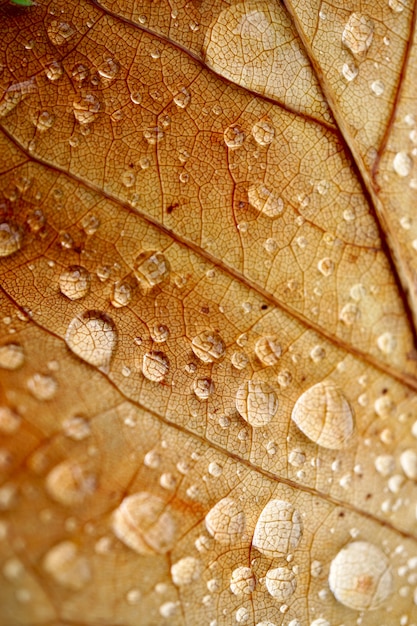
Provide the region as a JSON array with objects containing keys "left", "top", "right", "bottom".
[
  {"left": 65, "top": 311, "right": 117, "bottom": 370},
  {"left": 342, "top": 13, "right": 374, "bottom": 58}
]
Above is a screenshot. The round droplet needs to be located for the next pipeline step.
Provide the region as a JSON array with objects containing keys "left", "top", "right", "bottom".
[
  {"left": 43, "top": 541, "right": 91, "bottom": 590},
  {"left": 143, "top": 127, "right": 165, "bottom": 145},
  {"left": 73, "top": 94, "right": 101, "bottom": 125},
  {"left": 400, "top": 449, "right": 417, "bottom": 479},
  {"left": 205, "top": 497, "right": 246, "bottom": 544},
  {"left": 235, "top": 381, "right": 278, "bottom": 427},
  {"left": 171, "top": 557, "right": 201, "bottom": 586},
  {"left": 230, "top": 566, "right": 256, "bottom": 595},
  {"left": 393, "top": 151, "right": 412, "bottom": 177},
  {"left": 252, "top": 119, "right": 275, "bottom": 146},
  {"left": 0, "top": 343, "right": 24, "bottom": 370},
  {"left": 173, "top": 88, "right": 191, "bottom": 108},
  {"left": 112, "top": 492, "right": 177, "bottom": 555},
  {"left": 98, "top": 57, "right": 120, "bottom": 80},
  {"left": 134, "top": 250, "right": 170, "bottom": 289},
  {"left": 248, "top": 184, "right": 284, "bottom": 218},
  {"left": 111, "top": 281, "right": 134, "bottom": 308},
  {"left": 224, "top": 125, "right": 246, "bottom": 149},
  {"left": 32, "top": 110, "right": 55, "bottom": 132},
  {"left": 371, "top": 80, "right": 384, "bottom": 96},
  {"left": 0, "top": 223, "right": 22, "bottom": 258},
  {"left": 45, "top": 61, "right": 63, "bottom": 82},
  {"left": 65, "top": 311, "right": 117, "bottom": 370},
  {"left": 329, "top": 541, "right": 393, "bottom": 610},
  {"left": 339, "top": 303, "right": 359, "bottom": 325},
  {"left": 191, "top": 330, "right": 226, "bottom": 363},
  {"left": 46, "top": 460, "right": 96, "bottom": 506},
  {"left": 265, "top": 567, "right": 297, "bottom": 601},
  {"left": 27, "top": 373, "right": 57, "bottom": 401},
  {"left": 142, "top": 351, "right": 169, "bottom": 382},
  {"left": 254, "top": 335, "right": 282, "bottom": 366},
  {"left": 252, "top": 499, "right": 303, "bottom": 558},
  {"left": 0, "top": 407, "right": 21, "bottom": 434},
  {"left": 193, "top": 378, "right": 214, "bottom": 400},
  {"left": 374, "top": 454, "right": 395, "bottom": 477},
  {"left": 377, "top": 331, "right": 396, "bottom": 354},
  {"left": 317, "top": 257, "right": 334, "bottom": 277},
  {"left": 150, "top": 324, "right": 169, "bottom": 343},
  {"left": 59, "top": 266, "right": 91, "bottom": 301},
  {"left": 342, "top": 13, "right": 374, "bottom": 58},
  {"left": 291, "top": 381, "right": 355, "bottom": 449},
  {"left": 47, "top": 21, "right": 75, "bottom": 46},
  {"left": 231, "top": 350, "right": 249, "bottom": 370}
]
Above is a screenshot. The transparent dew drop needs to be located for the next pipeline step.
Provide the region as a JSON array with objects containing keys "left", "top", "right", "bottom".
[
  {"left": 339, "top": 302, "right": 359, "bottom": 325},
  {"left": 173, "top": 87, "right": 191, "bottom": 108},
  {"left": 45, "top": 460, "right": 96, "bottom": 506},
  {"left": 32, "top": 110, "right": 55, "bottom": 132},
  {"left": 328, "top": 541, "right": 393, "bottom": 610},
  {"left": 371, "top": 80, "right": 385, "bottom": 96},
  {"left": 193, "top": 378, "right": 214, "bottom": 400},
  {"left": 254, "top": 335, "right": 282, "bottom": 366},
  {"left": 393, "top": 151, "right": 412, "bottom": 177},
  {"left": 62, "top": 416, "right": 91, "bottom": 441},
  {"left": 317, "top": 257, "right": 334, "bottom": 277},
  {"left": 65, "top": 311, "right": 117, "bottom": 370},
  {"left": 59, "top": 266, "right": 91, "bottom": 301},
  {"left": 230, "top": 566, "right": 256, "bottom": 595},
  {"left": 342, "top": 13, "right": 374, "bottom": 58},
  {"left": 205, "top": 497, "right": 246, "bottom": 544},
  {"left": 0, "top": 223, "right": 23, "bottom": 257},
  {"left": 98, "top": 57, "right": 120, "bottom": 80},
  {"left": 248, "top": 183, "right": 284, "bottom": 218},
  {"left": 47, "top": 21, "right": 76, "bottom": 46},
  {"left": 377, "top": 331, "right": 396, "bottom": 354},
  {"left": 235, "top": 381, "right": 278, "bottom": 427},
  {"left": 134, "top": 250, "right": 170, "bottom": 290},
  {"left": 142, "top": 351, "right": 169, "bottom": 382},
  {"left": 143, "top": 127, "right": 165, "bottom": 145},
  {"left": 389, "top": 0, "right": 406, "bottom": 12},
  {"left": 150, "top": 324, "right": 169, "bottom": 343},
  {"left": 231, "top": 350, "right": 249, "bottom": 370},
  {"left": 73, "top": 94, "right": 101, "bottom": 125},
  {"left": 171, "top": 557, "right": 201, "bottom": 586},
  {"left": 130, "top": 91, "right": 142, "bottom": 105},
  {"left": 191, "top": 330, "right": 226, "bottom": 363},
  {"left": 0, "top": 343, "right": 24, "bottom": 370},
  {"left": 265, "top": 567, "right": 297, "bottom": 601},
  {"left": 291, "top": 381, "right": 355, "bottom": 449},
  {"left": 45, "top": 61, "right": 63, "bottom": 82},
  {"left": 111, "top": 281, "right": 134, "bottom": 308},
  {"left": 27, "top": 373, "right": 57, "bottom": 401},
  {"left": 253, "top": 500, "right": 303, "bottom": 558},
  {"left": 400, "top": 449, "right": 417, "bottom": 480},
  {"left": 223, "top": 124, "right": 246, "bottom": 149},
  {"left": 0, "top": 407, "right": 21, "bottom": 434},
  {"left": 252, "top": 119, "right": 275, "bottom": 146},
  {"left": 342, "top": 62, "right": 358, "bottom": 82},
  {"left": 43, "top": 541, "right": 91, "bottom": 590},
  {"left": 112, "top": 492, "right": 177, "bottom": 555}
]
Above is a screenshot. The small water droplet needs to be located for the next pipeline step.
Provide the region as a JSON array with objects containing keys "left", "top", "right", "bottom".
[
  {"left": 171, "top": 557, "right": 201, "bottom": 586},
  {"left": 205, "top": 497, "right": 246, "bottom": 544},
  {"left": 393, "top": 151, "right": 412, "bottom": 177},
  {"left": 230, "top": 566, "right": 256, "bottom": 595},
  {"left": 111, "top": 280, "right": 134, "bottom": 308},
  {"left": 389, "top": 0, "right": 406, "bottom": 12},
  {"left": 377, "top": 331, "right": 396, "bottom": 354},
  {"left": 173, "top": 87, "right": 191, "bottom": 109},
  {"left": 193, "top": 377, "right": 214, "bottom": 400},
  {"left": 248, "top": 184, "right": 284, "bottom": 218},
  {"left": 342, "top": 13, "right": 374, "bottom": 58},
  {"left": 342, "top": 62, "right": 358, "bottom": 82},
  {"left": 252, "top": 500, "right": 303, "bottom": 557},
  {"left": 0, "top": 223, "right": 22, "bottom": 257},
  {"left": 62, "top": 416, "right": 91, "bottom": 441},
  {"left": 73, "top": 93, "right": 101, "bottom": 125},
  {"left": 223, "top": 125, "right": 246, "bottom": 149},
  {"left": 134, "top": 250, "right": 170, "bottom": 290},
  {"left": 191, "top": 330, "right": 226, "bottom": 363},
  {"left": 252, "top": 119, "right": 275, "bottom": 146},
  {"left": 46, "top": 460, "right": 96, "bottom": 506},
  {"left": 0, "top": 407, "right": 21, "bottom": 434},
  {"left": 142, "top": 351, "right": 169, "bottom": 382},
  {"left": 43, "top": 541, "right": 91, "bottom": 590},
  {"left": 32, "top": 110, "right": 55, "bottom": 132},
  {"left": 27, "top": 373, "right": 57, "bottom": 401},
  {"left": 45, "top": 61, "right": 63, "bottom": 82},
  {"left": 130, "top": 91, "right": 142, "bottom": 105},
  {"left": 254, "top": 335, "right": 282, "bottom": 366},
  {"left": 65, "top": 311, "right": 117, "bottom": 370},
  {"left": 0, "top": 343, "right": 24, "bottom": 370},
  {"left": 47, "top": 21, "right": 76, "bottom": 46},
  {"left": 371, "top": 80, "right": 385, "bottom": 96},
  {"left": 265, "top": 567, "right": 297, "bottom": 601},
  {"left": 143, "top": 127, "right": 165, "bottom": 145},
  {"left": 236, "top": 380, "right": 278, "bottom": 427},
  {"left": 98, "top": 57, "right": 120, "bottom": 81},
  {"left": 59, "top": 266, "right": 91, "bottom": 301},
  {"left": 339, "top": 302, "right": 359, "bottom": 325},
  {"left": 231, "top": 351, "right": 249, "bottom": 370}
]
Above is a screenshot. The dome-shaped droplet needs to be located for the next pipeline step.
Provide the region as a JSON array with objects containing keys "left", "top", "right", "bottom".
[
  {"left": 0, "top": 223, "right": 22, "bottom": 257},
  {"left": 265, "top": 567, "right": 297, "bottom": 601},
  {"left": 230, "top": 566, "right": 256, "bottom": 595},
  {"left": 393, "top": 151, "right": 412, "bottom": 177},
  {"left": 328, "top": 541, "right": 393, "bottom": 610},
  {"left": 224, "top": 125, "right": 246, "bottom": 149},
  {"left": 47, "top": 21, "right": 75, "bottom": 46},
  {"left": 150, "top": 323, "right": 170, "bottom": 343},
  {"left": 59, "top": 266, "right": 91, "bottom": 301},
  {"left": 0, "top": 343, "right": 24, "bottom": 370},
  {"left": 73, "top": 94, "right": 101, "bottom": 125},
  {"left": 254, "top": 335, "right": 282, "bottom": 366},
  {"left": 248, "top": 184, "right": 284, "bottom": 218},
  {"left": 173, "top": 88, "right": 191, "bottom": 109},
  {"left": 171, "top": 557, "right": 201, "bottom": 586},
  {"left": 400, "top": 448, "right": 417, "bottom": 480},
  {"left": 291, "top": 381, "right": 354, "bottom": 449},
  {"left": 45, "top": 460, "right": 96, "bottom": 506},
  {"left": 111, "top": 492, "right": 177, "bottom": 555},
  {"left": 98, "top": 57, "right": 120, "bottom": 81},
  {"left": 65, "top": 311, "right": 117, "bottom": 370},
  {"left": 342, "top": 13, "right": 374, "bottom": 58},
  {"left": 252, "top": 500, "right": 303, "bottom": 557},
  {"left": 43, "top": 541, "right": 91, "bottom": 590},
  {"left": 235, "top": 381, "right": 278, "bottom": 427},
  {"left": 193, "top": 378, "right": 214, "bottom": 400},
  {"left": 111, "top": 280, "right": 134, "bottom": 308},
  {"left": 252, "top": 119, "right": 275, "bottom": 146},
  {"left": 0, "top": 407, "right": 21, "bottom": 435},
  {"left": 191, "top": 330, "right": 226, "bottom": 363},
  {"left": 142, "top": 351, "right": 169, "bottom": 382},
  {"left": 205, "top": 497, "right": 246, "bottom": 544},
  {"left": 143, "top": 127, "right": 165, "bottom": 145},
  {"left": 134, "top": 250, "right": 170, "bottom": 290},
  {"left": 27, "top": 373, "right": 57, "bottom": 401}
]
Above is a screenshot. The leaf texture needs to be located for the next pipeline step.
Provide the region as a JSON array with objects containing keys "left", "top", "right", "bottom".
[{"left": 0, "top": 0, "right": 417, "bottom": 625}]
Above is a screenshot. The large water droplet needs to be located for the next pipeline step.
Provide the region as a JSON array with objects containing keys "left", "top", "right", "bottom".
[
  {"left": 342, "top": 13, "right": 374, "bottom": 58},
  {"left": 328, "top": 541, "right": 393, "bottom": 610},
  {"left": 0, "top": 343, "right": 24, "bottom": 370},
  {"left": 65, "top": 311, "right": 117, "bottom": 370},
  {"left": 112, "top": 492, "right": 177, "bottom": 555},
  {"left": 43, "top": 541, "right": 91, "bottom": 590},
  {"left": 46, "top": 460, "right": 96, "bottom": 506},
  {"left": 47, "top": 21, "right": 76, "bottom": 46},
  {"left": 59, "top": 266, "right": 91, "bottom": 301},
  {"left": 230, "top": 566, "right": 256, "bottom": 595},
  {"left": 191, "top": 330, "right": 226, "bottom": 363},
  {"left": 205, "top": 497, "right": 246, "bottom": 544},
  {"left": 252, "top": 500, "right": 303, "bottom": 557},
  {"left": 134, "top": 250, "right": 170, "bottom": 290},
  {"left": 171, "top": 557, "right": 201, "bottom": 586},
  {"left": 142, "top": 351, "right": 169, "bottom": 382},
  {"left": 235, "top": 381, "right": 278, "bottom": 427},
  {"left": 265, "top": 567, "right": 297, "bottom": 601},
  {"left": 291, "top": 381, "right": 355, "bottom": 449},
  {"left": 0, "top": 223, "right": 22, "bottom": 257}
]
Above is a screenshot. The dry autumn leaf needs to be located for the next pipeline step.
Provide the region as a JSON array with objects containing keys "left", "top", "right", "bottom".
[{"left": 0, "top": 0, "right": 416, "bottom": 624}]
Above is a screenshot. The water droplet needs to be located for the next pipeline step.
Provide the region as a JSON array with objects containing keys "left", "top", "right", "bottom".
[
  {"left": 59, "top": 266, "right": 91, "bottom": 301},
  {"left": 223, "top": 124, "right": 246, "bottom": 149},
  {"left": 134, "top": 250, "right": 170, "bottom": 290},
  {"left": 0, "top": 223, "right": 22, "bottom": 257},
  {"left": 252, "top": 500, "right": 303, "bottom": 557},
  {"left": 111, "top": 281, "right": 134, "bottom": 308},
  {"left": 342, "top": 13, "right": 374, "bottom": 58},
  {"left": 171, "top": 557, "right": 201, "bottom": 586},
  {"left": 236, "top": 381, "right": 278, "bottom": 427},
  {"left": 143, "top": 450, "right": 161, "bottom": 469},
  {"left": 173, "top": 87, "right": 191, "bottom": 108},
  {"left": 389, "top": 0, "right": 406, "bottom": 12},
  {"left": 374, "top": 454, "right": 395, "bottom": 477},
  {"left": 65, "top": 311, "right": 117, "bottom": 370},
  {"left": 191, "top": 330, "right": 226, "bottom": 363},
  {"left": 393, "top": 151, "right": 412, "bottom": 177},
  {"left": 339, "top": 302, "right": 359, "bottom": 325},
  {"left": 193, "top": 378, "right": 214, "bottom": 400},
  {"left": 230, "top": 566, "right": 256, "bottom": 595},
  {"left": 73, "top": 94, "right": 101, "bottom": 125},
  {"left": 377, "top": 331, "right": 396, "bottom": 354},
  {"left": 150, "top": 323, "right": 169, "bottom": 343},
  {"left": 291, "top": 381, "right": 354, "bottom": 449},
  {"left": 142, "top": 351, "right": 169, "bottom": 382},
  {"left": 47, "top": 21, "right": 75, "bottom": 46},
  {"left": 231, "top": 350, "right": 249, "bottom": 370},
  {"left": 143, "top": 127, "right": 165, "bottom": 145},
  {"left": 310, "top": 345, "right": 326, "bottom": 363},
  {"left": 252, "top": 119, "right": 275, "bottom": 146},
  {"left": 130, "top": 91, "right": 142, "bottom": 105},
  {"left": 32, "top": 110, "right": 55, "bottom": 132},
  {"left": 342, "top": 61, "right": 358, "bottom": 82},
  {"left": 46, "top": 460, "right": 96, "bottom": 506},
  {"left": 205, "top": 497, "right": 246, "bottom": 544},
  {"left": 121, "top": 171, "right": 136, "bottom": 188},
  {"left": 254, "top": 335, "right": 282, "bottom": 366},
  {"left": 371, "top": 80, "right": 385, "bottom": 96},
  {"left": 112, "top": 492, "right": 177, "bottom": 555},
  {"left": 265, "top": 567, "right": 297, "bottom": 601},
  {"left": 45, "top": 61, "right": 63, "bottom": 82},
  {"left": 208, "top": 461, "right": 223, "bottom": 477},
  {"left": 98, "top": 57, "right": 120, "bottom": 80},
  {"left": 248, "top": 184, "right": 284, "bottom": 218},
  {"left": 43, "top": 541, "right": 91, "bottom": 590},
  {"left": 27, "top": 373, "right": 57, "bottom": 400},
  {"left": 0, "top": 407, "right": 21, "bottom": 434},
  {"left": 400, "top": 449, "right": 417, "bottom": 479},
  {"left": 0, "top": 343, "right": 24, "bottom": 370},
  {"left": 329, "top": 541, "right": 393, "bottom": 610}
]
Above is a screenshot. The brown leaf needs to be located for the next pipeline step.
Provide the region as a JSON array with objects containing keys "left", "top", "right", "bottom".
[{"left": 0, "top": 0, "right": 416, "bottom": 624}]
